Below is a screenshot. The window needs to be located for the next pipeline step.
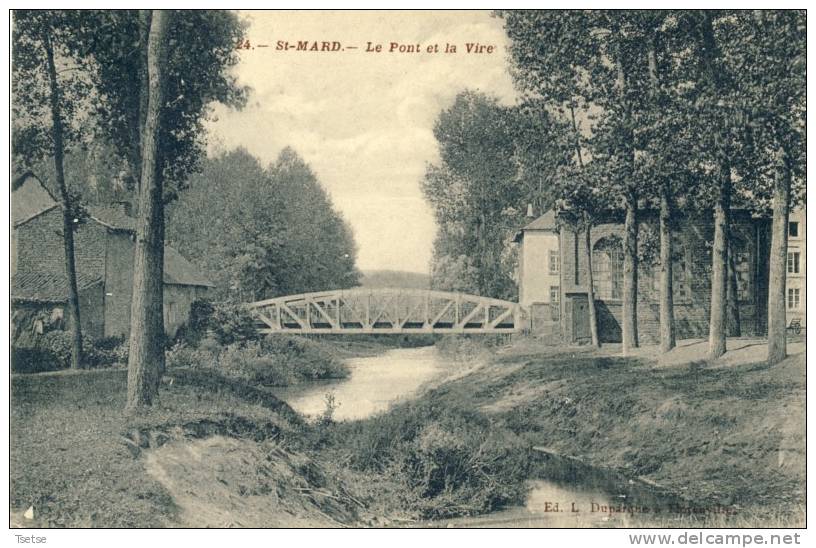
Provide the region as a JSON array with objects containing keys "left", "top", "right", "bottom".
[
  {"left": 787, "top": 251, "right": 800, "bottom": 274},
  {"left": 789, "top": 221, "right": 799, "bottom": 238},
  {"left": 548, "top": 250, "right": 560, "bottom": 275},
  {"left": 649, "top": 243, "right": 689, "bottom": 302},
  {"left": 549, "top": 285, "right": 560, "bottom": 303},
  {"left": 731, "top": 237, "right": 752, "bottom": 302},
  {"left": 592, "top": 237, "right": 623, "bottom": 300},
  {"left": 788, "top": 288, "right": 800, "bottom": 310}
]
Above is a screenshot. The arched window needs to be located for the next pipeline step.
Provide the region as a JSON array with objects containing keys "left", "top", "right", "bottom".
[{"left": 592, "top": 236, "right": 623, "bottom": 300}]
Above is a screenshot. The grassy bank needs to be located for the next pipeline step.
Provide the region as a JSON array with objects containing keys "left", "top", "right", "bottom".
[
  {"left": 9, "top": 335, "right": 424, "bottom": 528},
  {"left": 319, "top": 336, "right": 805, "bottom": 526},
  {"left": 11, "top": 335, "right": 804, "bottom": 527},
  {"left": 10, "top": 367, "right": 372, "bottom": 527}
]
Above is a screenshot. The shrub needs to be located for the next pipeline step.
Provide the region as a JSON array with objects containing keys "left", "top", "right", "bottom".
[
  {"left": 165, "top": 335, "right": 349, "bottom": 386},
  {"left": 165, "top": 342, "right": 218, "bottom": 370},
  {"left": 259, "top": 335, "right": 348, "bottom": 381},
  {"left": 332, "top": 401, "right": 530, "bottom": 519},
  {"left": 40, "top": 330, "right": 100, "bottom": 368},
  {"left": 175, "top": 299, "right": 215, "bottom": 346},
  {"left": 210, "top": 303, "right": 258, "bottom": 345},
  {"left": 11, "top": 347, "right": 62, "bottom": 374},
  {"left": 92, "top": 335, "right": 129, "bottom": 366}
]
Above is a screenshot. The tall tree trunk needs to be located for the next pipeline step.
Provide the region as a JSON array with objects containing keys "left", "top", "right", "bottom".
[
  {"left": 615, "top": 46, "right": 639, "bottom": 354},
  {"left": 767, "top": 152, "right": 791, "bottom": 365},
  {"left": 43, "top": 33, "right": 83, "bottom": 370},
  {"left": 708, "top": 161, "right": 731, "bottom": 360},
  {"left": 622, "top": 192, "right": 639, "bottom": 353},
  {"left": 658, "top": 187, "right": 676, "bottom": 352},
  {"left": 126, "top": 10, "right": 152, "bottom": 192},
  {"left": 699, "top": 11, "right": 731, "bottom": 360},
  {"left": 127, "top": 10, "right": 170, "bottom": 410},
  {"left": 648, "top": 39, "right": 675, "bottom": 354},
  {"left": 584, "top": 219, "right": 600, "bottom": 348},
  {"left": 726, "top": 240, "right": 741, "bottom": 337}
]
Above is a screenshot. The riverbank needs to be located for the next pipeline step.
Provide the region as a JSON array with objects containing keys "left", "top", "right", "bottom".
[
  {"left": 10, "top": 335, "right": 442, "bottom": 528},
  {"left": 10, "top": 335, "right": 805, "bottom": 527},
  {"left": 322, "top": 335, "right": 804, "bottom": 526}
]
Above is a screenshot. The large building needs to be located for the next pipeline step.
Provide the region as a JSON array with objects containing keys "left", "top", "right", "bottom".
[
  {"left": 10, "top": 172, "right": 214, "bottom": 345},
  {"left": 515, "top": 206, "right": 804, "bottom": 343}
]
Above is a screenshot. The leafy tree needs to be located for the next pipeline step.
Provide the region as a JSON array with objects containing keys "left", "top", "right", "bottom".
[
  {"left": 424, "top": 91, "right": 524, "bottom": 300},
  {"left": 723, "top": 11, "right": 806, "bottom": 364},
  {"left": 83, "top": 10, "right": 247, "bottom": 197},
  {"left": 499, "top": 10, "right": 604, "bottom": 345},
  {"left": 166, "top": 147, "right": 361, "bottom": 301},
  {"left": 12, "top": 10, "right": 93, "bottom": 369}
]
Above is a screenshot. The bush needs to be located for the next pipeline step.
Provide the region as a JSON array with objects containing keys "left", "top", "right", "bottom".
[
  {"left": 165, "top": 342, "right": 218, "bottom": 370},
  {"left": 174, "top": 299, "right": 215, "bottom": 346},
  {"left": 92, "top": 335, "right": 129, "bottom": 366},
  {"left": 210, "top": 303, "right": 258, "bottom": 345},
  {"left": 40, "top": 330, "right": 101, "bottom": 368},
  {"left": 11, "top": 330, "right": 127, "bottom": 372},
  {"left": 259, "top": 335, "right": 348, "bottom": 381},
  {"left": 165, "top": 334, "right": 349, "bottom": 386},
  {"left": 332, "top": 401, "right": 530, "bottom": 519},
  {"left": 11, "top": 347, "right": 62, "bottom": 374}
]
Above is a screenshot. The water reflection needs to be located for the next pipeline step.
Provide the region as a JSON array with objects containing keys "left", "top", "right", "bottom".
[{"left": 271, "top": 345, "right": 444, "bottom": 421}]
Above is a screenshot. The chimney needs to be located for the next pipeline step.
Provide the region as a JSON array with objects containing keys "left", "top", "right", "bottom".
[
  {"left": 114, "top": 200, "right": 132, "bottom": 217},
  {"left": 526, "top": 203, "right": 535, "bottom": 218}
]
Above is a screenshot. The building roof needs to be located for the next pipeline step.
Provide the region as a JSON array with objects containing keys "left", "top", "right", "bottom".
[
  {"left": 522, "top": 210, "right": 557, "bottom": 231},
  {"left": 89, "top": 205, "right": 136, "bottom": 231},
  {"left": 164, "top": 246, "right": 215, "bottom": 287},
  {"left": 513, "top": 209, "right": 558, "bottom": 243},
  {"left": 11, "top": 271, "right": 103, "bottom": 303},
  {"left": 11, "top": 172, "right": 59, "bottom": 226}
]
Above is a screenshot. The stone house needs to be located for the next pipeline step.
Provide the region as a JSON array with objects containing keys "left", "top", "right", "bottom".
[
  {"left": 10, "top": 171, "right": 214, "bottom": 345},
  {"left": 514, "top": 207, "right": 793, "bottom": 344}
]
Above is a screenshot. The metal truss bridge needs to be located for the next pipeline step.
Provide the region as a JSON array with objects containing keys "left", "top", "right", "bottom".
[{"left": 247, "top": 288, "right": 521, "bottom": 334}]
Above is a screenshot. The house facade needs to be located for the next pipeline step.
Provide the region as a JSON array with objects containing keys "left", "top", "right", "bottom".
[
  {"left": 513, "top": 211, "right": 560, "bottom": 335},
  {"left": 786, "top": 208, "right": 806, "bottom": 329},
  {"left": 11, "top": 172, "right": 214, "bottom": 345},
  {"left": 514, "top": 207, "right": 794, "bottom": 344}
]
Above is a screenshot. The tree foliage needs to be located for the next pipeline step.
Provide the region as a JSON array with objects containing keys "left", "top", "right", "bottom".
[
  {"left": 65, "top": 10, "right": 248, "bottom": 198},
  {"left": 166, "top": 147, "right": 361, "bottom": 301},
  {"left": 423, "top": 91, "right": 567, "bottom": 300}
]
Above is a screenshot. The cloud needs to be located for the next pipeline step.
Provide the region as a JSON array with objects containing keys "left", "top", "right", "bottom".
[{"left": 207, "top": 10, "right": 518, "bottom": 273}]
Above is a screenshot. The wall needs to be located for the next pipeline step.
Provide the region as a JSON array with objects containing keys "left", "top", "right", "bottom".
[
  {"left": 786, "top": 207, "right": 806, "bottom": 328},
  {"left": 164, "top": 285, "right": 208, "bottom": 338},
  {"left": 104, "top": 231, "right": 136, "bottom": 337},
  {"left": 557, "top": 212, "right": 770, "bottom": 343},
  {"left": 79, "top": 282, "right": 106, "bottom": 339},
  {"left": 519, "top": 230, "right": 560, "bottom": 308}
]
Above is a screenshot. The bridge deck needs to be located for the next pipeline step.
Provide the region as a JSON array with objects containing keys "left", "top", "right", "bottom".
[{"left": 247, "top": 288, "right": 521, "bottom": 334}]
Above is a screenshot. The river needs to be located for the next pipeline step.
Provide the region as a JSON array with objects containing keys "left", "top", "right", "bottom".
[
  {"left": 270, "top": 345, "right": 446, "bottom": 421},
  {"left": 270, "top": 345, "right": 711, "bottom": 528}
]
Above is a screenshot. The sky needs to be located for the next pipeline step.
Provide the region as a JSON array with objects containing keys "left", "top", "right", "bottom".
[{"left": 207, "top": 10, "right": 518, "bottom": 274}]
